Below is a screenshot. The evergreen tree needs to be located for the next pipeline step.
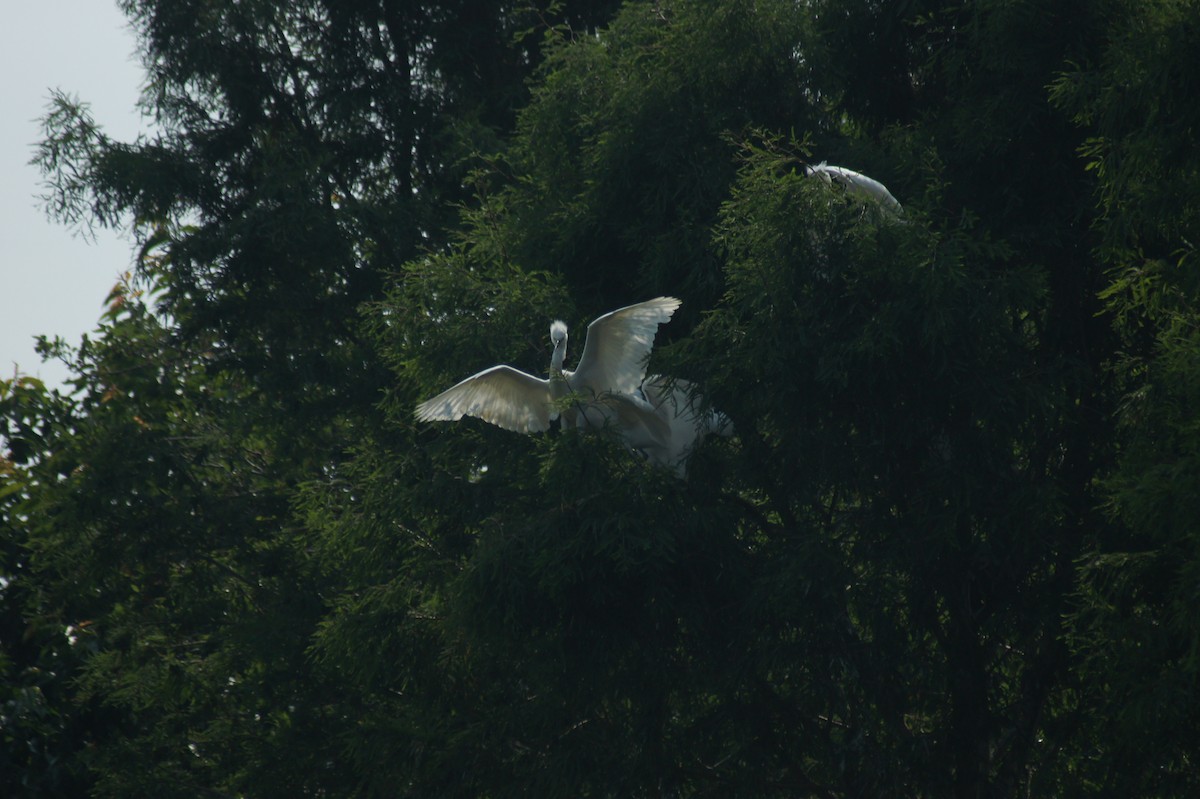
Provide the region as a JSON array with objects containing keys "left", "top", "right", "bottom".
[
  {"left": 4, "top": 0, "right": 1199, "bottom": 796},
  {"left": 1051, "top": 0, "right": 1200, "bottom": 792},
  {"left": 4, "top": 1, "right": 621, "bottom": 796},
  {"left": 309, "top": 0, "right": 1121, "bottom": 794}
]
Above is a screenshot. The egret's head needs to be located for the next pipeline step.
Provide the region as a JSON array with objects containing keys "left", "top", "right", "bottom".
[
  {"left": 550, "top": 321, "right": 568, "bottom": 347},
  {"left": 805, "top": 162, "right": 834, "bottom": 186}
]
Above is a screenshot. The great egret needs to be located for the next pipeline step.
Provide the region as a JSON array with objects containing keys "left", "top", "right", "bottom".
[
  {"left": 415, "top": 296, "right": 682, "bottom": 434},
  {"left": 805, "top": 161, "right": 903, "bottom": 214},
  {"left": 415, "top": 297, "right": 731, "bottom": 476}
]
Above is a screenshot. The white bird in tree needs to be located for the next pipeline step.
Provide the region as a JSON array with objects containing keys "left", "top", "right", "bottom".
[
  {"left": 805, "top": 161, "right": 903, "bottom": 215},
  {"left": 635, "top": 375, "right": 734, "bottom": 476},
  {"left": 415, "top": 296, "right": 682, "bottom": 437},
  {"left": 415, "top": 297, "right": 731, "bottom": 476},
  {"left": 557, "top": 374, "right": 733, "bottom": 476}
]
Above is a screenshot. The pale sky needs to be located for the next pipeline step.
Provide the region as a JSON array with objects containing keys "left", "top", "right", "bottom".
[{"left": 1, "top": 1, "right": 148, "bottom": 389}]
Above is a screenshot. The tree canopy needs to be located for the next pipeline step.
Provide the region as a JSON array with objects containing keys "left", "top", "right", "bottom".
[{"left": 4, "top": 0, "right": 1200, "bottom": 796}]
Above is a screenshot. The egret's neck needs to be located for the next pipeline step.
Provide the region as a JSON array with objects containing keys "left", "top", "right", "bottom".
[{"left": 550, "top": 339, "right": 566, "bottom": 376}]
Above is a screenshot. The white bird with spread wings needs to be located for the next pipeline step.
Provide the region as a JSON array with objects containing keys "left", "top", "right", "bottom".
[
  {"left": 415, "top": 296, "right": 730, "bottom": 475},
  {"left": 415, "top": 296, "right": 681, "bottom": 433}
]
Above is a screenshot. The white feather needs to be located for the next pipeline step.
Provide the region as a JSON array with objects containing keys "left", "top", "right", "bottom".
[
  {"left": 415, "top": 297, "right": 735, "bottom": 477},
  {"left": 414, "top": 364, "right": 555, "bottom": 433},
  {"left": 568, "top": 296, "right": 681, "bottom": 398},
  {"left": 416, "top": 297, "right": 680, "bottom": 432},
  {"left": 805, "top": 161, "right": 902, "bottom": 214},
  {"left": 637, "top": 376, "right": 733, "bottom": 475}
]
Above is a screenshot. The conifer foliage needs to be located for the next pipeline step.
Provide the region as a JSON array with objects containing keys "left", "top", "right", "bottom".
[{"left": 4, "top": 0, "right": 1199, "bottom": 796}]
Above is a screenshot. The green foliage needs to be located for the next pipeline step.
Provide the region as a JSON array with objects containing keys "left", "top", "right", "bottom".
[
  {"left": 8, "top": 1, "right": 624, "bottom": 795},
  {"left": 1049, "top": 2, "right": 1200, "bottom": 791},
  {"left": 6, "top": 0, "right": 1200, "bottom": 796},
  {"left": 4, "top": 279, "right": 348, "bottom": 797},
  {"left": 305, "top": 0, "right": 1114, "bottom": 792},
  {"left": 1, "top": 376, "right": 95, "bottom": 797},
  {"left": 496, "top": 0, "right": 815, "bottom": 314}
]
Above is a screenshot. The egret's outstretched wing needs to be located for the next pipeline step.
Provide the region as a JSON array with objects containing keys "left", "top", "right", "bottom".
[
  {"left": 571, "top": 296, "right": 681, "bottom": 397},
  {"left": 415, "top": 365, "right": 553, "bottom": 433},
  {"left": 806, "top": 162, "right": 902, "bottom": 214}
]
